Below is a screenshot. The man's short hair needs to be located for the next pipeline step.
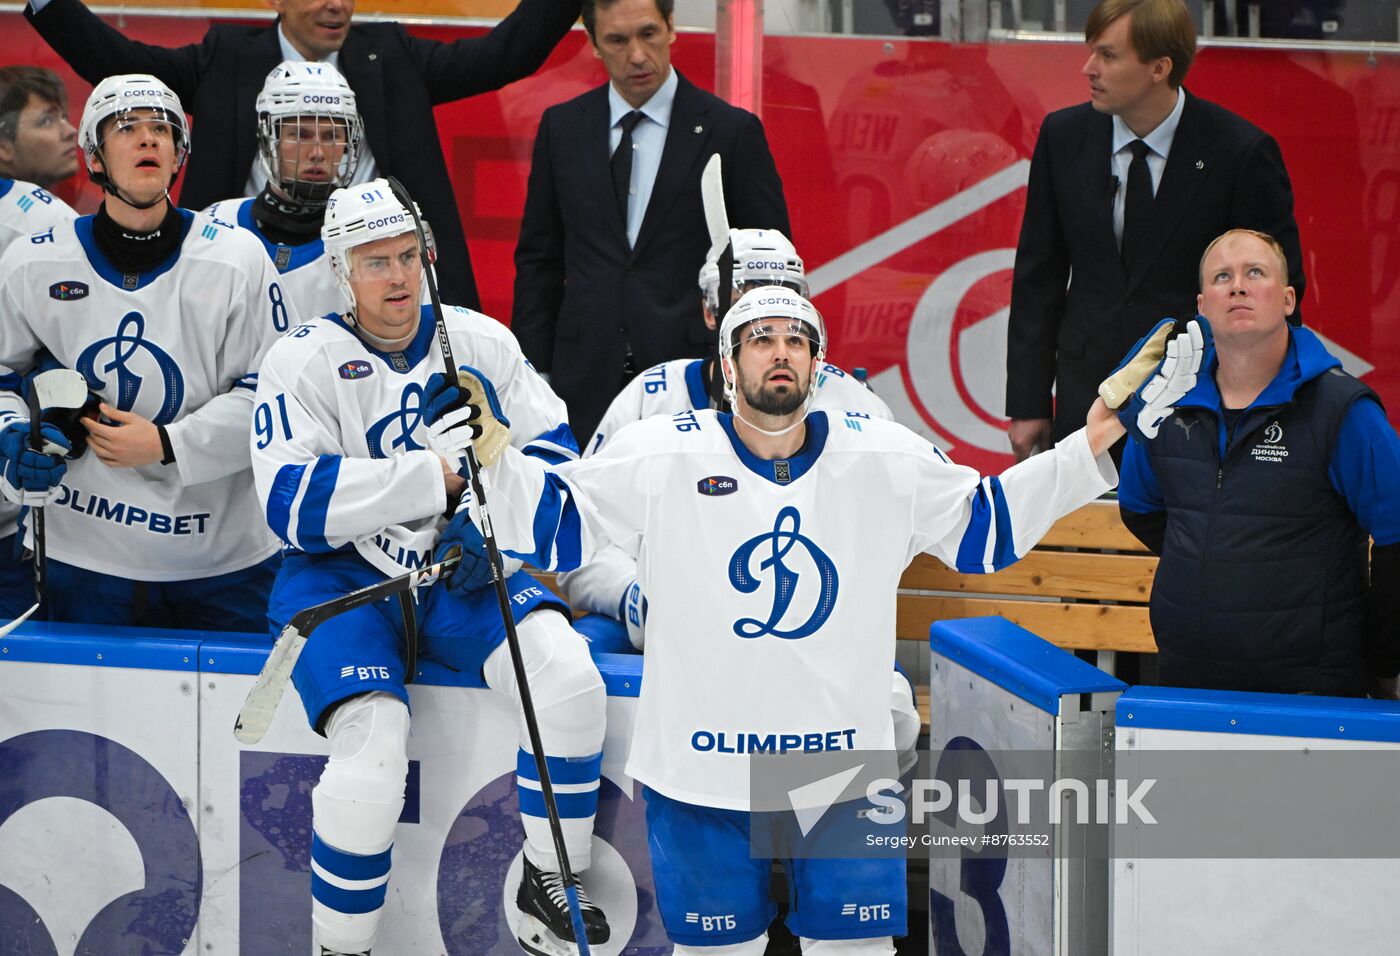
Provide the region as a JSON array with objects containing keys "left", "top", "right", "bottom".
[
  {"left": 1197, "top": 228, "right": 1290, "bottom": 289},
  {"left": 1085, "top": 0, "right": 1196, "bottom": 89},
  {"left": 0, "top": 66, "right": 68, "bottom": 143},
  {"left": 581, "top": 0, "right": 675, "bottom": 40}
]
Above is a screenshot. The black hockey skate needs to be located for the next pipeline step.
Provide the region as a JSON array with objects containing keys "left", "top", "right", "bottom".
[
  {"left": 319, "top": 948, "right": 369, "bottom": 955},
  {"left": 515, "top": 857, "right": 610, "bottom": 955}
]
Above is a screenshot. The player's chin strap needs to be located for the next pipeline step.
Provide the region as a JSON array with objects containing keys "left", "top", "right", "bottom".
[
  {"left": 90, "top": 167, "right": 174, "bottom": 212},
  {"left": 730, "top": 406, "right": 809, "bottom": 438}
]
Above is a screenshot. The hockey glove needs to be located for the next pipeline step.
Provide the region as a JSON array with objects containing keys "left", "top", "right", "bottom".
[
  {"left": 1100, "top": 316, "right": 1208, "bottom": 443},
  {"left": 621, "top": 580, "right": 648, "bottom": 651},
  {"left": 0, "top": 420, "right": 71, "bottom": 505},
  {"left": 423, "top": 365, "right": 512, "bottom": 471},
  {"left": 433, "top": 507, "right": 495, "bottom": 596}
]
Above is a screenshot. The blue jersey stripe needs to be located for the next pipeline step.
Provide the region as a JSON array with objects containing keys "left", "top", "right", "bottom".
[
  {"left": 296, "top": 455, "right": 341, "bottom": 551},
  {"left": 265, "top": 462, "right": 305, "bottom": 542},
  {"left": 989, "top": 477, "right": 1016, "bottom": 569},
  {"left": 955, "top": 479, "right": 994, "bottom": 572}
]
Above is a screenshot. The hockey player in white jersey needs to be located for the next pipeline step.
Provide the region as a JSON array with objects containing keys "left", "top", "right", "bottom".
[
  {"left": 441, "top": 286, "right": 1203, "bottom": 953},
  {"left": 0, "top": 177, "right": 76, "bottom": 618},
  {"left": 562, "top": 241, "right": 921, "bottom": 780},
  {"left": 0, "top": 74, "right": 291, "bottom": 629},
  {"left": 205, "top": 61, "right": 362, "bottom": 321},
  {"left": 250, "top": 180, "right": 608, "bottom": 956}
]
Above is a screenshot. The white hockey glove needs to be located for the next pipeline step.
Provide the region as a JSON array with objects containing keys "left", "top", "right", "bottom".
[
  {"left": 1099, "top": 316, "right": 1208, "bottom": 442},
  {"left": 423, "top": 365, "right": 512, "bottom": 472},
  {"left": 0, "top": 419, "right": 70, "bottom": 506}
]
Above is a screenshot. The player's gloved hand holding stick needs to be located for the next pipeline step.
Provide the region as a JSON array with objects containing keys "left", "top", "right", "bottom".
[{"left": 0, "top": 368, "right": 89, "bottom": 636}]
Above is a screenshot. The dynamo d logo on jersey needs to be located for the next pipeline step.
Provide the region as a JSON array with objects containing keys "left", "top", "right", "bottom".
[
  {"left": 365, "top": 382, "right": 428, "bottom": 457},
  {"left": 697, "top": 475, "right": 738, "bottom": 496},
  {"left": 49, "top": 280, "right": 89, "bottom": 301},
  {"left": 338, "top": 360, "right": 374, "bottom": 380},
  {"left": 728, "top": 506, "right": 838, "bottom": 640},
  {"left": 76, "top": 310, "right": 184, "bottom": 424}
]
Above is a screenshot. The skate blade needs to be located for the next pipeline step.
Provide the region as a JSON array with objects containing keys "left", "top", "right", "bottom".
[{"left": 515, "top": 912, "right": 583, "bottom": 956}]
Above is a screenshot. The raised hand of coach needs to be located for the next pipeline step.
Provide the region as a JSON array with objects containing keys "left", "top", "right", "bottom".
[
  {"left": 1099, "top": 316, "right": 1208, "bottom": 443},
  {"left": 423, "top": 364, "right": 513, "bottom": 471},
  {"left": 0, "top": 420, "right": 71, "bottom": 505},
  {"left": 433, "top": 506, "right": 495, "bottom": 596}
]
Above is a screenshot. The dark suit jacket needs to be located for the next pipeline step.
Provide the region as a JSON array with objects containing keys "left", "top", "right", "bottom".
[
  {"left": 1005, "top": 91, "right": 1305, "bottom": 443},
  {"left": 512, "top": 71, "right": 789, "bottom": 443},
  {"left": 25, "top": 0, "right": 582, "bottom": 309}
]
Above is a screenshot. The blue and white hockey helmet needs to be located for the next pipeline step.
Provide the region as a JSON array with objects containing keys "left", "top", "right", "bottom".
[
  {"left": 698, "top": 228, "right": 808, "bottom": 314},
  {"left": 256, "top": 61, "right": 362, "bottom": 199},
  {"left": 322, "top": 179, "right": 433, "bottom": 319},
  {"left": 78, "top": 74, "right": 189, "bottom": 176},
  {"left": 718, "top": 285, "right": 827, "bottom": 411}
]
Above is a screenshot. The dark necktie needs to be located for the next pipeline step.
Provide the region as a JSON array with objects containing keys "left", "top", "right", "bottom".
[
  {"left": 611, "top": 110, "right": 644, "bottom": 225},
  {"left": 1121, "top": 138, "right": 1153, "bottom": 277}
]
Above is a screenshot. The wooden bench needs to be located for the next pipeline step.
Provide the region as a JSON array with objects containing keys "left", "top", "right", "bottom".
[{"left": 535, "top": 499, "right": 1157, "bottom": 734}]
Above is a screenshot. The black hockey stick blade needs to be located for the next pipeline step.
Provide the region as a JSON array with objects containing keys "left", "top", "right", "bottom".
[{"left": 232, "top": 553, "right": 459, "bottom": 745}]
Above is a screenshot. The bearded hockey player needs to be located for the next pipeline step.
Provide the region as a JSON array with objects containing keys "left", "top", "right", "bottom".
[
  {"left": 0, "top": 73, "right": 289, "bottom": 628},
  {"left": 249, "top": 179, "right": 609, "bottom": 956},
  {"left": 439, "top": 287, "right": 1203, "bottom": 953},
  {"left": 206, "top": 60, "right": 362, "bottom": 321}
]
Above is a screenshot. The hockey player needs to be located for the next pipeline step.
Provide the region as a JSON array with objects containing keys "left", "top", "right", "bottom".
[
  {"left": 441, "top": 287, "right": 1203, "bottom": 953},
  {"left": 561, "top": 262, "right": 921, "bottom": 779},
  {"left": 250, "top": 180, "right": 609, "bottom": 956},
  {"left": 205, "top": 61, "right": 362, "bottom": 321},
  {"left": 0, "top": 74, "right": 290, "bottom": 629},
  {"left": 0, "top": 177, "right": 75, "bottom": 618}
]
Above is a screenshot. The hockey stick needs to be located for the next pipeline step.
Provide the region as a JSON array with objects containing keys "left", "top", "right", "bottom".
[
  {"left": 386, "top": 176, "right": 593, "bottom": 954},
  {"left": 0, "top": 370, "right": 91, "bottom": 638},
  {"left": 702, "top": 154, "right": 736, "bottom": 327},
  {"left": 232, "top": 553, "right": 460, "bottom": 745}
]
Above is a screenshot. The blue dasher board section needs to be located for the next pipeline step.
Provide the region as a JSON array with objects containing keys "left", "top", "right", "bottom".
[
  {"left": 1117, "top": 685, "right": 1400, "bottom": 743},
  {"left": 930, "top": 616, "right": 1126, "bottom": 715},
  {"left": 0, "top": 622, "right": 661, "bottom": 955}
]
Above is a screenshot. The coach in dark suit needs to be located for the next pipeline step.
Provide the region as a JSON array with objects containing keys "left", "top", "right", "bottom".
[
  {"left": 24, "top": 0, "right": 582, "bottom": 309},
  {"left": 512, "top": 0, "right": 788, "bottom": 444},
  {"left": 1005, "top": 0, "right": 1303, "bottom": 457}
]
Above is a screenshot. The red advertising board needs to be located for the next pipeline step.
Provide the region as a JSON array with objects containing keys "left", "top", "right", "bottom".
[{"left": 3, "top": 13, "right": 1395, "bottom": 472}]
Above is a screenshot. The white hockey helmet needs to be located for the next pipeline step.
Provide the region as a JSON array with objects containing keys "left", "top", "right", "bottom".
[
  {"left": 322, "top": 179, "right": 431, "bottom": 319},
  {"left": 699, "top": 228, "right": 808, "bottom": 314},
  {"left": 256, "top": 61, "right": 362, "bottom": 202},
  {"left": 78, "top": 74, "right": 189, "bottom": 198},
  {"left": 718, "top": 285, "right": 827, "bottom": 412}
]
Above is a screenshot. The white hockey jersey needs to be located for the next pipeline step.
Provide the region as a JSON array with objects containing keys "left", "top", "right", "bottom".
[
  {"left": 251, "top": 305, "right": 576, "bottom": 579},
  {"left": 0, "top": 178, "right": 78, "bottom": 540},
  {"left": 0, "top": 178, "right": 76, "bottom": 252},
  {"left": 205, "top": 197, "right": 343, "bottom": 323},
  {"left": 486, "top": 409, "right": 1116, "bottom": 809},
  {"left": 0, "top": 209, "right": 293, "bottom": 579},
  {"left": 562, "top": 358, "right": 894, "bottom": 622}
]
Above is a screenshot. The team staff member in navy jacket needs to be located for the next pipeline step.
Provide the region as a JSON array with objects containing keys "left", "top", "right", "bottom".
[{"left": 1119, "top": 229, "right": 1400, "bottom": 698}]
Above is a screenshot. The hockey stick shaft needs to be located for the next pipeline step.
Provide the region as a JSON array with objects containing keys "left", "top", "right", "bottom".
[
  {"left": 25, "top": 384, "right": 46, "bottom": 609},
  {"left": 386, "top": 177, "right": 592, "bottom": 953},
  {"left": 232, "top": 553, "right": 461, "bottom": 745}
]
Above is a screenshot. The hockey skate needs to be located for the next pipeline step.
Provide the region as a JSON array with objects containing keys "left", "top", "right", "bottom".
[
  {"left": 515, "top": 857, "right": 610, "bottom": 955},
  {"left": 319, "top": 948, "right": 369, "bottom": 955}
]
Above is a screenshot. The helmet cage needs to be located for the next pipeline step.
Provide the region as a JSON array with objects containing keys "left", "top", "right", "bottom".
[{"left": 256, "top": 62, "right": 362, "bottom": 203}]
